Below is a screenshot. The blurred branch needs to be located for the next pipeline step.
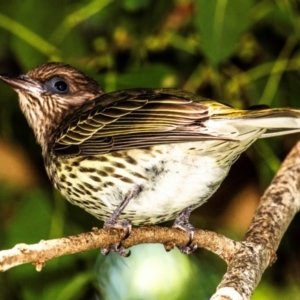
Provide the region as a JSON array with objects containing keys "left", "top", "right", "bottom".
[
  {"left": 0, "top": 13, "right": 60, "bottom": 60},
  {"left": 236, "top": 57, "right": 300, "bottom": 89},
  {"left": 51, "top": 0, "right": 113, "bottom": 44},
  {"left": 254, "top": 140, "right": 281, "bottom": 173},
  {"left": 1, "top": 142, "right": 300, "bottom": 299},
  {"left": 259, "top": 36, "right": 297, "bottom": 105}
]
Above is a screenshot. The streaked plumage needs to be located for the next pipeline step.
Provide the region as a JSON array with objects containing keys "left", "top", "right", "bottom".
[{"left": 1, "top": 62, "right": 300, "bottom": 254}]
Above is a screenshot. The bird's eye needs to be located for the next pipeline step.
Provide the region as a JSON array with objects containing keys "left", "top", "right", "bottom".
[
  {"left": 54, "top": 80, "right": 68, "bottom": 92},
  {"left": 44, "top": 77, "right": 70, "bottom": 94}
]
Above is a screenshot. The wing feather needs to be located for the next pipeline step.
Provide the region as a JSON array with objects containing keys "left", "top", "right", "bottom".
[{"left": 52, "top": 88, "right": 232, "bottom": 156}]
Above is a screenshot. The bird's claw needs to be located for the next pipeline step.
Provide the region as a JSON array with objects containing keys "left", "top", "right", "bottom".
[
  {"left": 178, "top": 239, "right": 198, "bottom": 254},
  {"left": 174, "top": 223, "right": 198, "bottom": 254},
  {"left": 101, "top": 219, "right": 132, "bottom": 257},
  {"left": 101, "top": 244, "right": 131, "bottom": 257},
  {"left": 171, "top": 206, "right": 198, "bottom": 254}
]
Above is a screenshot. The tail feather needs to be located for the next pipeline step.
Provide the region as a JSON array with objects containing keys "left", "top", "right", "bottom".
[
  {"left": 261, "top": 129, "right": 300, "bottom": 138},
  {"left": 211, "top": 108, "right": 300, "bottom": 138}
]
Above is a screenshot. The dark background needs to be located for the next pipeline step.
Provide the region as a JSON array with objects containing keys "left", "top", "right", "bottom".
[{"left": 1, "top": 0, "right": 300, "bottom": 299}]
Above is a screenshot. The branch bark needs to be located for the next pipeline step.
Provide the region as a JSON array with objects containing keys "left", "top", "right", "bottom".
[
  {"left": 212, "top": 141, "right": 300, "bottom": 300},
  {"left": 1, "top": 142, "right": 300, "bottom": 300},
  {"left": 0, "top": 226, "right": 237, "bottom": 272}
]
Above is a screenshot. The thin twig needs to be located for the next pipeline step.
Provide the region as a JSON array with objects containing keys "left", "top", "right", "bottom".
[{"left": 0, "top": 226, "right": 237, "bottom": 272}]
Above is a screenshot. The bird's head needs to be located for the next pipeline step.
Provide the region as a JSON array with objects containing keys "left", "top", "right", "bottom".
[{"left": 0, "top": 62, "right": 104, "bottom": 148}]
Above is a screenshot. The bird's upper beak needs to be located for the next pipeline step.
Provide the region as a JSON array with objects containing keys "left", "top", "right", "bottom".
[{"left": 0, "top": 74, "right": 43, "bottom": 94}]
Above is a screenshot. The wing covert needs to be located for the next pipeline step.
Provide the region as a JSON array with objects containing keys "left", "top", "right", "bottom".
[{"left": 52, "top": 88, "right": 227, "bottom": 156}]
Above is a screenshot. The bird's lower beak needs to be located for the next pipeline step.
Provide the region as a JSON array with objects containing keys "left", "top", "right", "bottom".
[{"left": 0, "top": 74, "right": 42, "bottom": 94}]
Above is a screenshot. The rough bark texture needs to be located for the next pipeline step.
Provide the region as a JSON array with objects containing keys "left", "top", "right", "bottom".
[
  {"left": 0, "top": 227, "right": 237, "bottom": 272},
  {"left": 212, "top": 141, "right": 300, "bottom": 299}
]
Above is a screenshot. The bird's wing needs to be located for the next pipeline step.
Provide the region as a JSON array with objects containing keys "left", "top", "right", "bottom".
[{"left": 52, "top": 88, "right": 238, "bottom": 156}]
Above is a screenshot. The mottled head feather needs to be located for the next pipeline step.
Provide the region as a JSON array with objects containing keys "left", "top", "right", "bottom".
[
  {"left": 27, "top": 62, "right": 103, "bottom": 96},
  {"left": 8, "top": 62, "right": 104, "bottom": 151}
]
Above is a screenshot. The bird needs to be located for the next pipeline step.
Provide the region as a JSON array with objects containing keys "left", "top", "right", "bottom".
[{"left": 1, "top": 62, "right": 300, "bottom": 256}]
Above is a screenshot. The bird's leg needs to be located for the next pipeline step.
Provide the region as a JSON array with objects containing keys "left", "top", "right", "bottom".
[
  {"left": 171, "top": 206, "right": 198, "bottom": 254},
  {"left": 101, "top": 187, "right": 140, "bottom": 257}
]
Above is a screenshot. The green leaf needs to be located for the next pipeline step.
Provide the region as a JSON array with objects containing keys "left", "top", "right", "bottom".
[
  {"left": 264, "top": 2, "right": 295, "bottom": 37},
  {"left": 55, "top": 272, "right": 95, "bottom": 300},
  {"left": 0, "top": 13, "right": 60, "bottom": 66},
  {"left": 122, "top": 0, "right": 150, "bottom": 11},
  {"left": 95, "top": 64, "right": 177, "bottom": 92},
  {"left": 195, "top": 0, "right": 253, "bottom": 65},
  {"left": 51, "top": 0, "right": 113, "bottom": 44},
  {"left": 6, "top": 189, "right": 52, "bottom": 247}
]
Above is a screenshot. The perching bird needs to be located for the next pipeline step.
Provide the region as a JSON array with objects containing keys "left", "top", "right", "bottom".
[{"left": 1, "top": 62, "right": 300, "bottom": 256}]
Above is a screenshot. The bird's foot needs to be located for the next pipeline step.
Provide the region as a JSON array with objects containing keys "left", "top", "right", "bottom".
[
  {"left": 101, "top": 188, "right": 140, "bottom": 257},
  {"left": 171, "top": 206, "right": 198, "bottom": 254},
  {"left": 174, "top": 223, "right": 197, "bottom": 254},
  {"left": 101, "top": 218, "right": 132, "bottom": 257}
]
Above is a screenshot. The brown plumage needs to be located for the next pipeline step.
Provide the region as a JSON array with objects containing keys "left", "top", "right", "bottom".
[{"left": 1, "top": 62, "right": 300, "bottom": 256}]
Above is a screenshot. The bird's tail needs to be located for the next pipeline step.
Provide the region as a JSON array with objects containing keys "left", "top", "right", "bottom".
[{"left": 211, "top": 107, "right": 300, "bottom": 138}]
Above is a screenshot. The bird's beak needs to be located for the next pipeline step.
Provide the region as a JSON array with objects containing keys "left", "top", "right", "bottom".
[{"left": 0, "top": 74, "right": 43, "bottom": 94}]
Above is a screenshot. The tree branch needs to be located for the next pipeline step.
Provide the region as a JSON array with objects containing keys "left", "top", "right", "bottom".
[
  {"left": 212, "top": 141, "right": 300, "bottom": 300},
  {"left": 0, "top": 226, "right": 237, "bottom": 272}
]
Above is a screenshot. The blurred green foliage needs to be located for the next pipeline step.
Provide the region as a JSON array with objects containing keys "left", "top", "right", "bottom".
[{"left": 1, "top": 0, "right": 300, "bottom": 299}]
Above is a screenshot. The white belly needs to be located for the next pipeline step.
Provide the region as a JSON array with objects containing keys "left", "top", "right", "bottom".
[
  {"left": 57, "top": 142, "right": 235, "bottom": 225},
  {"left": 122, "top": 145, "right": 230, "bottom": 223}
]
